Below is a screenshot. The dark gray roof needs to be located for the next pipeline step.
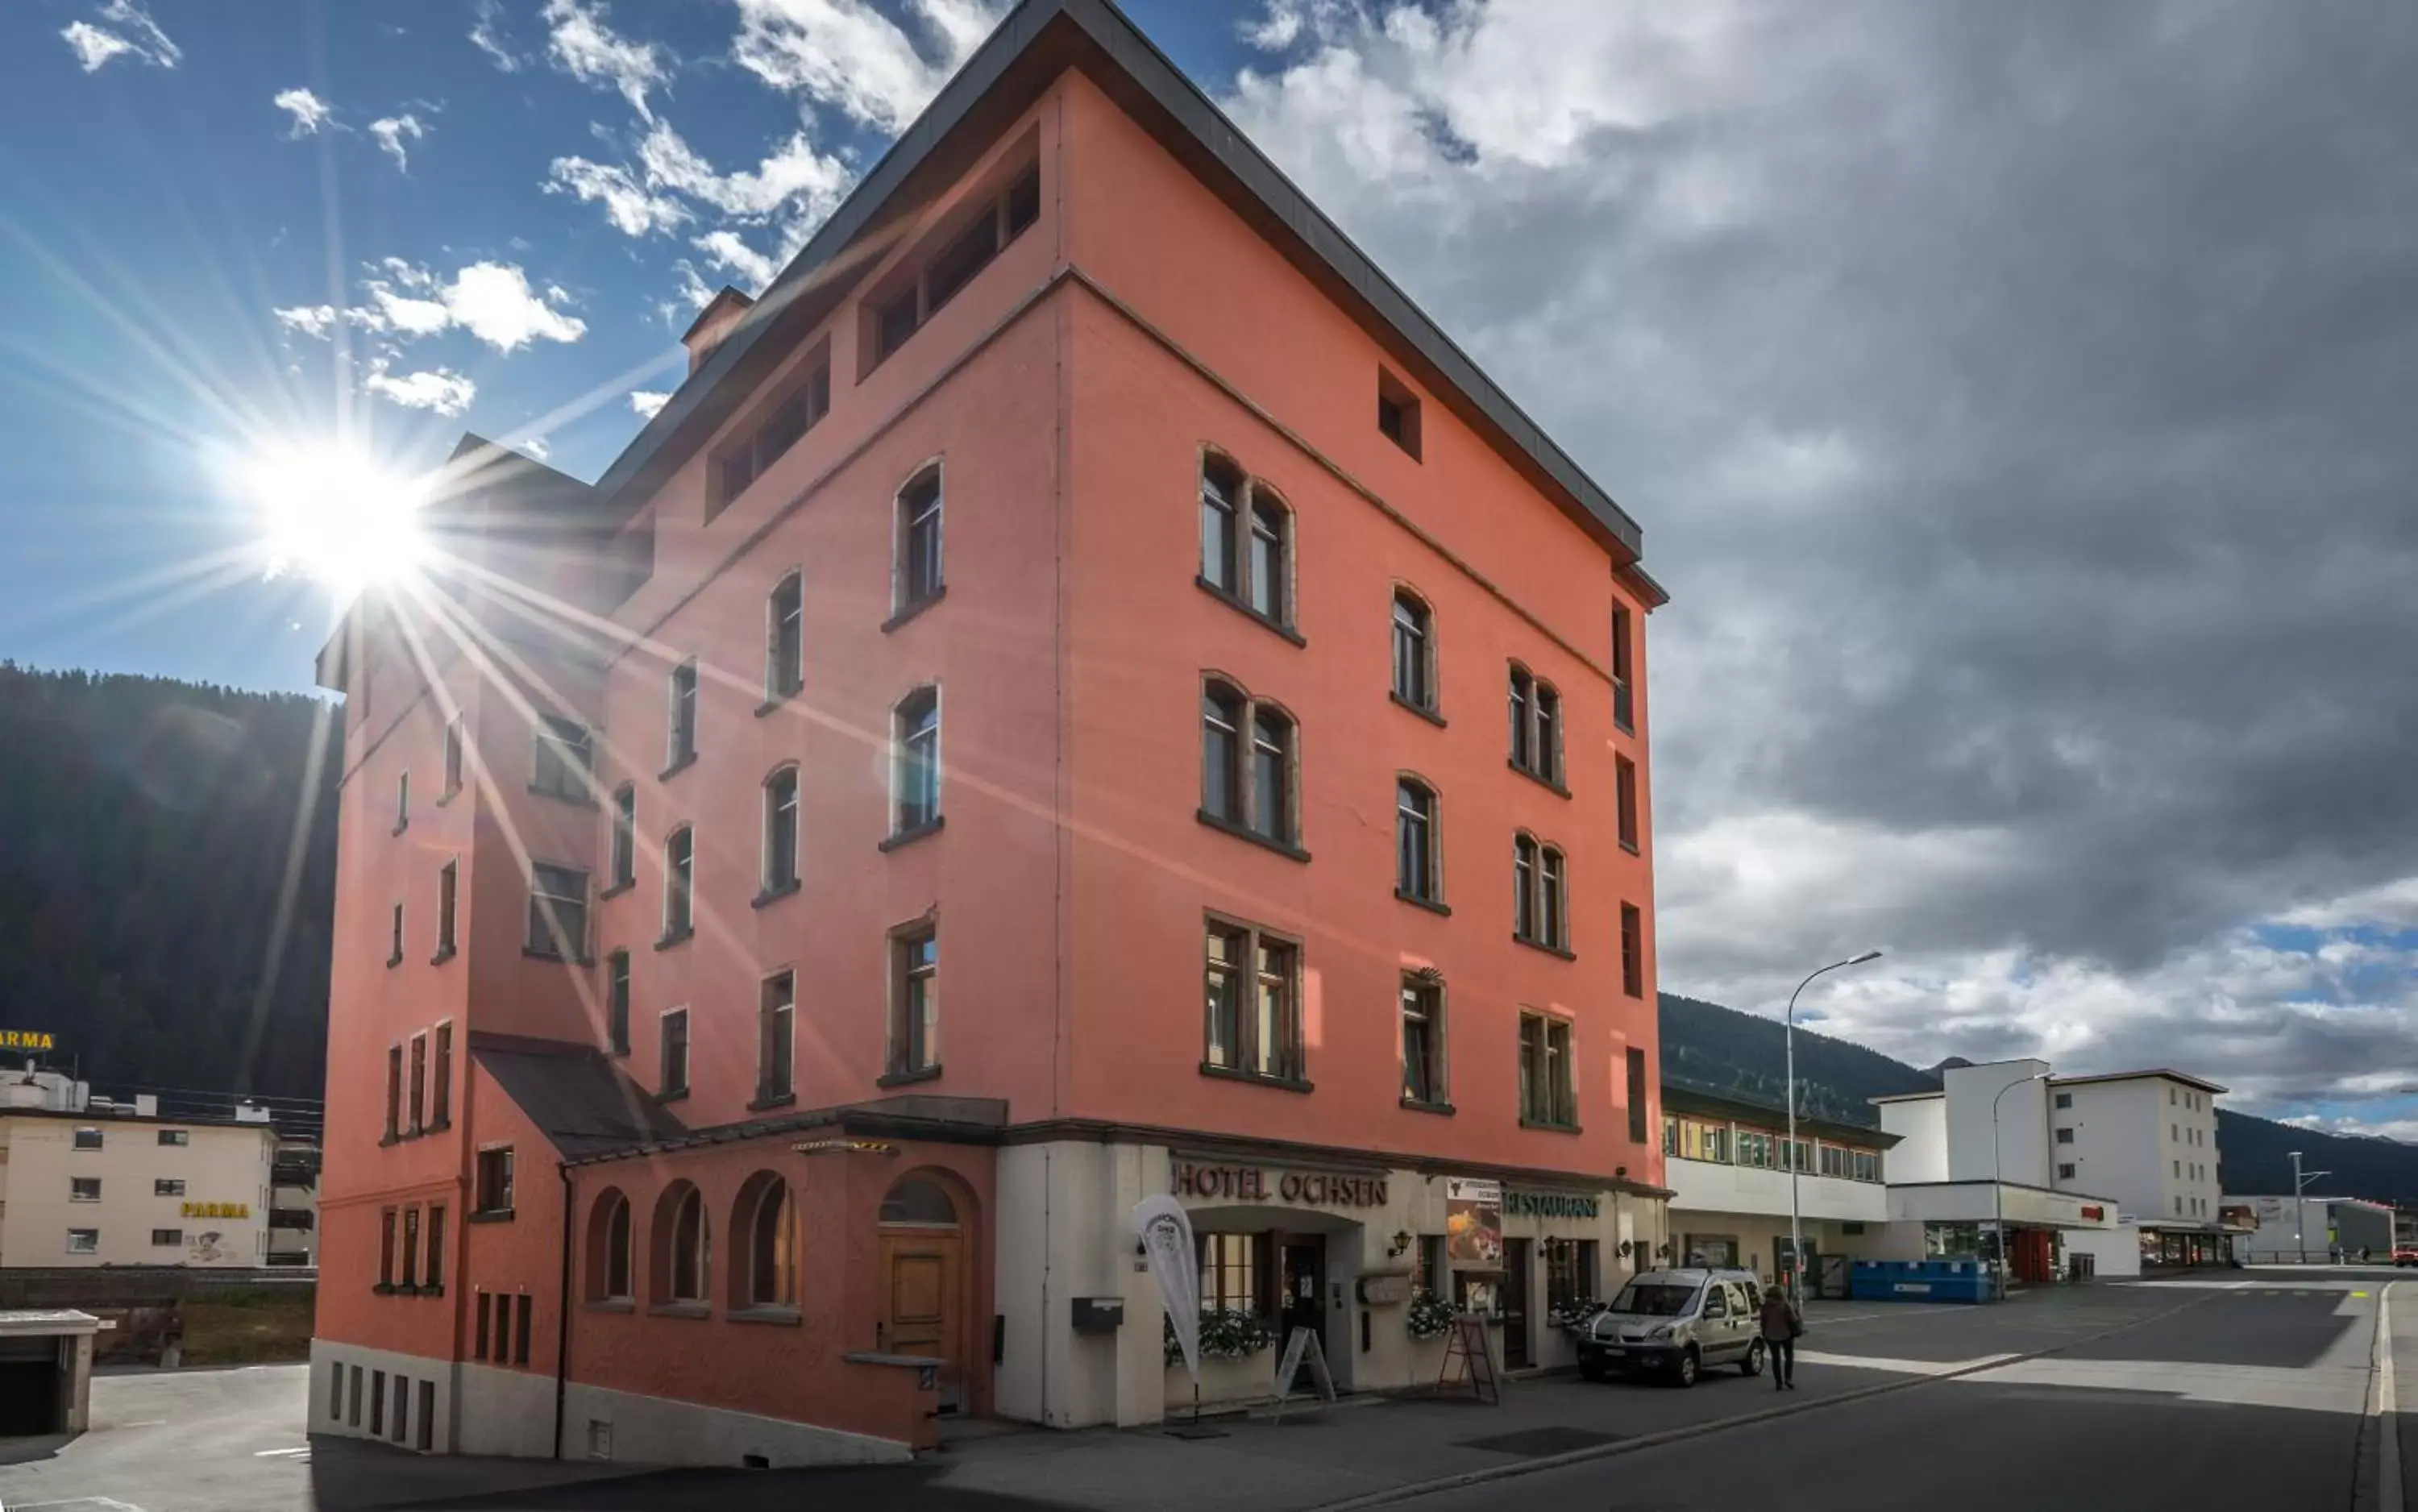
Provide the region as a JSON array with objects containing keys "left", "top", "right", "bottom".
[
  {"left": 471, "top": 1036, "right": 688, "bottom": 1161},
  {"left": 589, "top": 0, "right": 1647, "bottom": 568}
]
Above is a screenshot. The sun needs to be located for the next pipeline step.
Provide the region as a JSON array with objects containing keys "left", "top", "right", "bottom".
[{"left": 243, "top": 442, "right": 431, "bottom": 596}]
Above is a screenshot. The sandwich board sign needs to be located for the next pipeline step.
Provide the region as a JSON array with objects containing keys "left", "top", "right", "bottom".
[{"left": 1269, "top": 1326, "right": 1336, "bottom": 1422}]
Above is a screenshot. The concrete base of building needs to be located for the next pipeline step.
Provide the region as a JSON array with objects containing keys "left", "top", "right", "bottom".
[{"left": 309, "top": 1336, "right": 916, "bottom": 1468}]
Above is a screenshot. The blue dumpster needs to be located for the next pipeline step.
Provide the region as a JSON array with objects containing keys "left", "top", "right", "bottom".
[{"left": 1848, "top": 1259, "right": 1992, "bottom": 1303}]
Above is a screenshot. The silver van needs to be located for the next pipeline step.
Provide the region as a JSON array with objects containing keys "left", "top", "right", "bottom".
[{"left": 1577, "top": 1269, "right": 1767, "bottom": 1388}]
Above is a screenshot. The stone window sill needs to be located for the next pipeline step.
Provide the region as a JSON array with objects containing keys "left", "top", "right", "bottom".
[
  {"left": 1514, "top": 934, "right": 1577, "bottom": 962},
  {"left": 1195, "top": 809, "right": 1310, "bottom": 862},
  {"left": 385, "top": 953, "right": 403, "bottom": 970},
  {"left": 1619, "top": 839, "right": 1641, "bottom": 857},
  {"left": 1396, "top": 889, "right": 1450, "bottom": 916},
  {"left": 1402, "top": 1097, "right": 1456, "bottom": 1116},
  {"left": 1520, "top": 1117, "right": 1583, "bottom": 1135},
  {"left": 751, "top": 879, "right": 801, "bottom": 909},
  {"left": 748, "top": 1090, "right": 797, "bottom": 1112},
  {"left": 728, "top": 1306, "right": 802, "bottom": 1327},
  {"left": 755, "top": 685, "right": 803, "bottom": 718},
  {"left": 599, "top": 879, "right": 635, "bottom": 900},
  {"left": 467, "top": 1208, "right": 514, "bottom": 1224},
  {"left": 1195, "top": 577, "right": 1305, "bottom": 647},
  {"left": 1390, "top": 692, "right": 1445, "bottom": 728},
  {"left": 655, "top": 1086, "right": 690, "bottom": 1105},
  {"left": 1199, "top": 1061, "right": 1314, "bottom": 1095},
  {"left": 878, "top": 1065, "right": 942, "bottom": 1089},
  {"left": 658, "top": 750, "right": 697, "bottom": 783},
  {"left": 587, "top": 1298, "right": 635, "bottom": 1314},
  {"left": 648, "top": 1302, "right": 711, "bottom": 1320},
  {"left": 654, "top": 928, "right": 694, "bottom": 953},
  {"left": 430, "top": 945, "right": 457, "bottom": 966},
  {"left": 882, "top": 587, "right": 947, "bottom": 633},
  {"left": 1507, "top": 760, "right": 1573, "bottom": 800},
  {"left": 879, "top": 816, "right": 945, "bottom": 853}
]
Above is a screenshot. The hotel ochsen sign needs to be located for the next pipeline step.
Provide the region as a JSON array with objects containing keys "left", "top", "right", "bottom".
[{"left": 1174, "top": 1162, "right": 1389, "bottom": 1207}]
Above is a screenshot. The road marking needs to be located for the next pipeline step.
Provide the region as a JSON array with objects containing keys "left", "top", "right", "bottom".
[
  {"left": 253, "top": 1446, "right": 311, "bottom": 1460},
  {"left": 2379, "top": 1282, "right": 2400, "bottom": 1512},
  {"left": 1794, "top": 1351, "right": 2019, "bottom": 1377}
]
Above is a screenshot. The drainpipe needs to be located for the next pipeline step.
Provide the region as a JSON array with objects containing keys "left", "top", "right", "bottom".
[{"left": 553, "top": 1161, "right": 572, "bottom": 1460}]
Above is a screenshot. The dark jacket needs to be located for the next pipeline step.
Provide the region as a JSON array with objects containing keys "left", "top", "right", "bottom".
[{"left": 1759, "top": 1293, "right": 1802, "bottom": 1341}]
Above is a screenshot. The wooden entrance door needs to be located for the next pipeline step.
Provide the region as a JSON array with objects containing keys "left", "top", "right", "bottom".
[
  {"left": 1501, "top": 1238, "right": 1531, "bottom": 1369},
  {"left": 880, "top": 1231, "right": 964, "bottom": 1409}
]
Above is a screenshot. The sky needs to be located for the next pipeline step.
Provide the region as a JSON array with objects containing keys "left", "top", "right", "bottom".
[{"left": 3, "top": 1, "right": 2414, "bottom": 1138}]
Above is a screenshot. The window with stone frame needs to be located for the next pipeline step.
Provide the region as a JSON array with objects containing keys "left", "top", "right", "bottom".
[
  {"left": 1401, "top": 971, "right": 1446, "bottom": 1107},
  {"left": 1519, "top": 1011, "right": 1576, "bottom": 1128},
  {"left": 1390, "top": 589, "right": 1435, "bottom": 711},
  {"left": 1506, "top": 665, "right": 1563, "bottom": 787},
  {"left": 895, "top": 468, "right": 945, "bottom": 613},
  {"left": 1203, "top": 916, "right": 1302, "bottom": 1083},
  {"left": 1197, "top": 454, "right": 1294, "bottom": 632},
  {"left": 1199, "top": 677, "right": 1300, "bottom": 850},
  {"left": 1395, "top": 777, "right": 1440, "bottom": 903}
]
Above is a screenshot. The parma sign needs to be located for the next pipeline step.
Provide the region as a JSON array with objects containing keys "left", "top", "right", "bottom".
[
  {"left": 0, "top": 1031, "right": 56, "bottom": 1052},
  {"left": 180, "top": 1201, "right": 251, "bottom": 1220}
]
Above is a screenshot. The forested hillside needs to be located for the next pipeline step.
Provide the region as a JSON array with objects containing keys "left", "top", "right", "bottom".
[
  {"left": 1657, "top": 993, "right": 2418, "bottom": 1203},
  {"left": 0, "top": 663, "right": 334, "bottom": 1099}
]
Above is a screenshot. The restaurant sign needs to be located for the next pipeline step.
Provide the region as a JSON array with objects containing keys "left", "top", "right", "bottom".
[
  {"left": 1505, "top": 1190, "right": 1600, "bottom": 1220},
  {"left": 1445, "top": 1178, "right": 1504, "bottom": 1269},
  {"left": 1174, "top": 1162, "right": 1389, "bottom": 1207},
  {"left": 180, "top": 1201, "right": 251, "bottom": 1219}
]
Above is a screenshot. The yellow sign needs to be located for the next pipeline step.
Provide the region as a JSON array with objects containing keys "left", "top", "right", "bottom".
[
  {"left": 0, "top": 1031, "right": 55, "bottom": 1051},
  {"left": 179, "top": 1202, "right": 251, "bottom": 1220}
]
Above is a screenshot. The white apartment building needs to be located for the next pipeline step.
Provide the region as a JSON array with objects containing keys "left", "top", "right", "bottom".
[
  {"left": 2046, "top": 1069, "right": 2233, "bottom": 1266},
  {"left": 0, "top": 1071, "right": 284, "bottom": 1269},
  {"left": 1662, "top": 1086, "right": 1898, "bottom": 1295}
]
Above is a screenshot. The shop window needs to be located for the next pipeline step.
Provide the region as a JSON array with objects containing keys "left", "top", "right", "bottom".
[
  {"left": 1545, "top": 1238, "right": 1595, "bottom": 1311},
  {"left": 1400, "top": 972, "right": 1445, "bottom": 1106},
  {"left": 1200, "top": 1232, "right": 1259, "bottom": 1314},
  {"left": 1203, "top": 917, "right": 1302, "bottom": 1084},
  {"left": 653, "top": 1182, "right": 708, "bottom": 1306},
  {"left": 1518, "top": 1012, "right": 1575, "bottom": 1128},
  {"left": 734, "top": 1172, "right": 797, "bottom": 1308}
]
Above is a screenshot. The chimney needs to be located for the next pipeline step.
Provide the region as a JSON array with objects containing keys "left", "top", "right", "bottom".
[{"left": 681, "top": 286, "right": 757, "bottom": 377}]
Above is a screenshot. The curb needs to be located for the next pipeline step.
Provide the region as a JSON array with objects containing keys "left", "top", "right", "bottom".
[{"left": 1310, "top": 1290, "right": 2223, "bottom": 1512}]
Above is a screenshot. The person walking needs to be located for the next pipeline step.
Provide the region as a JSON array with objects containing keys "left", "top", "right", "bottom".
[{"left": 1759, "top": 1285, "right": 1804, "bottom": 1392}]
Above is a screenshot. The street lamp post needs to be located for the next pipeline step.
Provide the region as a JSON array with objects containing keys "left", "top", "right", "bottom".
[
  {"left": 1991, "top": 1072, "right": 2050, "bottom": 1299},
  {"left": 1784, "top": 951, "right": 1883, "bottom": 1301},
  {"left": 2289, "top": 1151, "right": 2331, "bottom": 1265}
]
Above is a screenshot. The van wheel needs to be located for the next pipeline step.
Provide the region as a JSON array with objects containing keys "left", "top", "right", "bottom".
[
  {"left": 1740, "top": 1339, "right": 1765, "bottom": 1377},
  {"left": 1672, "top": 1348, "right": 1700, "bottom": 1389}
]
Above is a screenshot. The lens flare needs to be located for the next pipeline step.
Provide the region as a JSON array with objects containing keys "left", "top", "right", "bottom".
[{"left": 243, "top": 443, "right": 430, "bottom": 596}]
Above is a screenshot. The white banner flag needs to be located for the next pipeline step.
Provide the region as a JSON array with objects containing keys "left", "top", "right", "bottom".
[{"left": 1134, "top": 1194, "right": 1200, "bottom": 1383}]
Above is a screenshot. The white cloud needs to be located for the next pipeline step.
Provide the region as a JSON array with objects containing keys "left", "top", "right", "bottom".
[
  {"left": 542, "top": 0, "right": 671, "bottom": 122},
  {"left": 329, "top": 260, "right": 587, "bottom": 352},
  {"left": 469, "top": 0, "right": 521, "bottom": 72},
  {"left": 546, "top": 156, "right": 692, "bottom": 236},
  {"left": 691, "top": 230, "right": 781, "bottom": 291},
  {"left": 629, "top": 390, "right": 671, "bottom": 418},
  {"left": 370, "top": 114, "right": 427, "bottom": 173},
  {"left": 729, "top": 0, "right": 1006, "bottom": 134},
  {"left": 60, "top": 0, "right": 180, "bottom": 71},
  {"left": 272, "top": 305, "right": 339, "bottom": 339},
  {"left": 519, "top": 436, "right": 552, "bottom": 461},
  {"left": 273, "top": 87, "right": 336, "bottom": 138},
  {"left": 365, "top": 366, "right": 477, "bottom": 417},
  {"left": 638, "top": 121, "right": 849, "bottom": 222}
]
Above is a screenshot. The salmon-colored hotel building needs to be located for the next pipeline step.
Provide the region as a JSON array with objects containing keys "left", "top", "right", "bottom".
[{"left": 309, "top": 0, "right": 1668, "bottom": 1466}]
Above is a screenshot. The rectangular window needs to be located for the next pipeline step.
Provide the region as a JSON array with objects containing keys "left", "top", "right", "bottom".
[
  {"left": 666, "top": 661, "right": 698, "bottom": 769},
  {"left": 442, "top": 719, "right": 464, "bottom": 797},
  {"left": 437, "top": 859, "right": 458, "bottom": 956},
  {"left": 1376, "top": 368, "right": 1422, "bottom": 459},
  {"left": 759, "top": 971, "right": 795, "bottom": 1103},
  {"left": 426, "top": 1205, "right": 446, "bottom": 1290},
  {"left": 924, "top": 208, "right": 1002, "bottom": 314},
  {"left": 605, "top": 950, "right": 631, "bottom": 1055},
  {"left": 70, "top": 1177, "right": 100, "bottom": 1202},
  {"left": 1200, "top": 1232, "right": 1259, "bottom": 1313},
  {"left": 148, "top": 1227, "right": 180, "bottom": 1248},
  {"left": 371, "top": 1373, "right": 385, "bottom": 1437},
  {"left": 401, "top": 1207, "right": 421, "bottom": 1287},
  {"left": 528, "top": 862, "right": 589, "bottom": 958},
  {"left": 660, "top": 1008, "right": 691, "bottom": 1098},
  {"left": 1395, "top": 781, "right": 1437, "bottom": 901},
  {"left": 1519, "top": 1013, "right": 1575, "bottom": 1127},
  {"left": 609, "top": 784, "right": 636, "bottom": 889},
  {"left": 380, "top": 1208, "right": 397, "bottom": 1286},
  {"left": 767, "top": 571, "right": 805, "bottom": 697},
  {"left": 1390, "top": 593, "right": 1433, "bottom": 710},
  {"left": 158, "top": 1129, "right": 188, "bottom": 1147},
  {"left": 875, "top": 287, "right": 919, "bottom": 361},
  {"left": 66, "top": 1227, "right": 98, "bottom": 1254},
  {"left": 155, "top": 1178, "right": 185, "bottom": 1197},
  {"left": 762, "top": 766, "right": 800, "bottom": 892},
  {"left": 408, "top": 1034, "right": 427, "bottom": 1135},
  {"left": 73, "top": 1127, "right": 102, "bottom": 1152},
  {"left": 384, "top": 1047, "right": 402, "bottom": 1141},
  {"left": 515, "top": 1294, "right": 534, "bottom": 1365},
  {"left": 394, "top": 770, "right": 409, "bottom": 832},
  {"left": 1401, "top": 975, "right": 1444, "bottom": 1105},
  {"left": 532, "top": 715, "right": 593, "bottom": 801},
  {"left": 891, "top": 927, "right": 938, "bottom": 1076},
  {"left": 418, "top": 1381, "right": 434, "bottom": 1452},
  {"left": 897, "top": 471, "right": 944, "bottom": 612},
  {"left": 1619, "top": 904, "right": 1644, "bottom": 997},
  {"left": 662, "top": 828, "right": 694, "bottom": 940},
  {"left": 893, "top": 689, "right": 941, "bottom": 833},
  {"left": 1615, "top": 755, "right": 1639, "bottom": 850},
  {"left": 1627, "top": 1048, "right": 1649, "bottom": 1144},
  {"left": 432, "top": 1022, "right": 453, "bottom": 1127},
  {"left": 1203, "top": 920, "right": 1299, "bottom": 1082},
  {"left": 1610, "top": 604, "right": 1635, "bottom": 733},
  {"left": 388, "top": 901, "right": 405, "bottom": 966},
  {"left": 2056, "top": 1127, "right": 2075, "bottom": 1144},
  {"left": 1821, "top": 1144, "right": 1847, "bottom": 1178},
  {"left": 1545, "top": 1237, "right": 1589, "bottom": 1311},
  {"left": 1539, "top": 848, "right": 1566, "bottom": 949},
  {"left": 2054, "top": 1091, "right": 2072, "bottom": 1109},
  {"left": 475, "top": 1147, "right": 514, "bottom": 1215},
  {"left": 474, "top": 1291, "right": 491, "bottom": 1358}
]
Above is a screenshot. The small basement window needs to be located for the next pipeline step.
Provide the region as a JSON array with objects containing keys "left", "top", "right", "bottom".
[{"left": 1377, "top": 369, "right": 1422, "bottom": 460}]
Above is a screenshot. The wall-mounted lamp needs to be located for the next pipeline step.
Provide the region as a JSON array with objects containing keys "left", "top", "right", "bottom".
[{"left": 1387, "top": 1230, "right": 1413, "bottom": 1258}]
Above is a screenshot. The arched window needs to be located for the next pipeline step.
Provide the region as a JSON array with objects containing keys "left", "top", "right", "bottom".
[
  {"left": 762, "top": 765, "right": 800, "bottom": 894},
  {"left": 1198, "top": 455, "right": 1294, "bottom": 632},
  {"left": 1201, "top": 681, "right": 1245, "bottom": 823},
  {"left": 661, "top": 825, "right": 694, "bottom": 941},
  {"left": 584, "top": 1188, "right": 632, "bottom": 1302},
  {"left": 1539, "top": 845, "right": 1567, "bottom": 950},
  {"left": 1247, "top": 492, "right": 1288, "bottom": 622},
  {"left": 1507, "top": 664, "right": 1562, "bottom": 787},
  {"left": 1395, "top": 777, "right": 1439, "bottom": 903},
  {"left": 1514, "top": 833, "right": 1569, "bottom": 952},
  {"left": 1391, "top": 591, "right": 1435, "bottom": 712},
  {"left": 1199, "top": 455, "right": 1245, "bottom": 594},
  {"left": 896, "top": 467, "right": 944, "bottom": 613},
  {"left": 1250, "top": 707, "right": 1293, "bottom": 844},
  {"left": 766, "top": 570, "right": 804, "bottom": 697},
  {"left": 879, "top": 1176, "right": 960, "bottom": 1227},
  {"left": 652, "top": 1181, "right": 708, "bottom": 1306},
  {"left": 732, "top": 1173, "right": 796, "bottom": 1309},
  {"left": 893, "top": 687, "right": 941, "bottom": 834}
]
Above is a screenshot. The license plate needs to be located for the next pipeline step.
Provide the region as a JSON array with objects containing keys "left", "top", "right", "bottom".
[{"left": 1601, "top": 1348, "right": 1627, "bottom": 1357}]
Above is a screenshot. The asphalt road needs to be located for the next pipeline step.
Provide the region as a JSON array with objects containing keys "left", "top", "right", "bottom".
[{"left": 1395, "top": 1273, "right": 2400, "bottom": 1512}]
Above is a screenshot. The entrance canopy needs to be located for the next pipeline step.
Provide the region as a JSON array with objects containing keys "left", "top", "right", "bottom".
[{"left": 1888, "top": 1180, "right": 2120, "bottom": 1232}]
